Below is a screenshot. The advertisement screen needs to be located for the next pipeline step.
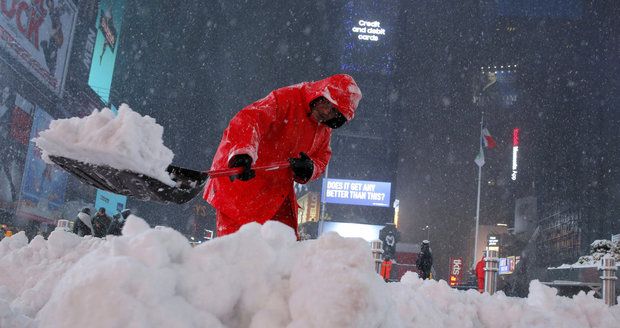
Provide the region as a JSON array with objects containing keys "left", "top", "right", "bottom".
[
  {"left": 321, "top": 178, "right": 391, "bottom": 207},
  {"left": 473, "top": 68, "right": 518, "bottom": 109},
  {"left": 320, "top": 221, "right": 384, "bottom": 242},
  {"left": 297, "top": 192, "right": 320, "bottom": 224},
  {"left": 0, "top": 0, "right": 77, "bottom": 95},
  {"left": 499, "top": 258, "right": 509, "bottom": 274},
  {"left": 17, "top": 107, "right": 68, "bottom": 223},
  {"left": 0, "top": 88, "right": 29, "bottom": 213},
  {"left": 94, "top": 189, "right": 126, "bottom": 217},
  {"left": 498, "top": 256, "right": 519, "bottom": 275},
  {"left": 340, "top": 0, "right": 399, "bottom": 75},
  {"left": 88, "top": 0, "right": 125, "bottom": 102}
]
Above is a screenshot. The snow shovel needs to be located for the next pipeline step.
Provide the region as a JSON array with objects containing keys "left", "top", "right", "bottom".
[{"left": 48, "top": 155, "right": 291, "bottom": 204}]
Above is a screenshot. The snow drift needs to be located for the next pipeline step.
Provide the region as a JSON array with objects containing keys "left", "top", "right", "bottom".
[{"left": 0, "top": 216, "right": 619, "bottom": 328}]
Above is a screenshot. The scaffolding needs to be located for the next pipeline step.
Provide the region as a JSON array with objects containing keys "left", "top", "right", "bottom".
[{"left": 537, "top": 206, "right": 582, "bottom": 266}]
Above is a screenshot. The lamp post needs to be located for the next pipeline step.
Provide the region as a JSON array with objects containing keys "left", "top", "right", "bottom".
[{"left": 422, "top": 225, "right": 430, "bottom": 240}]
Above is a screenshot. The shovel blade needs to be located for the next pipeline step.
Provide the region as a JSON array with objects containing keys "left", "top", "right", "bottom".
[{"left": 49, "top": 156, "right": 207, "bottom": 204}]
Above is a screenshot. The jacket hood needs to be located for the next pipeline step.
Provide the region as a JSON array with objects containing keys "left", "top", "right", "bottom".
[{"left": 302, "top": 74, "right": 362, "bottom": 121}]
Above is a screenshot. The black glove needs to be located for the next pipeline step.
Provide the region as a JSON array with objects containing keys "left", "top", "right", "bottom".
[
  {"left": 289, "top": 152, "right": 314, "bottom": 183},
  {"left": 228, "top": 154, "right": 255, "bottom": 181}
]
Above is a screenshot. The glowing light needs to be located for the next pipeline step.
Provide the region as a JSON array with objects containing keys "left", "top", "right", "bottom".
[
  {"left": 352, "top": 20, "right": 386, "bottom": 42},
  {"left": 513, "top": 128, "right": 520, "bottom": 146},
  {"left": 320, "top": 222, "right": 383, "bottom": 241},
  {"left": 512, "top": 128, "right": 520, "bottom": 181}
]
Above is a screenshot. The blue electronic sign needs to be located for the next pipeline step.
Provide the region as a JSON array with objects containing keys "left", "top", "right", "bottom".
[
  {"left": 321, "top": 178, "right": 391, "bottom": 207},
  {"left": 94, "top": 189, "right": 127, "bottom": 217},
  {"left": 17, "top": 107, "right": 69, "bottom": 222},
  {"left": 88, "top": 0, "right": 125, "bottom": 103}
]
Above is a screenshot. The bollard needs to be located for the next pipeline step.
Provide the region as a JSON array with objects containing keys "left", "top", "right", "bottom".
[
  {"left": 599, "top": 255, "right": 617, "bottom": 306},
  {"left": 484, "top": 249, "right": 499, "bottom": 295},
  {"left": 370, "top": 240, "right": 384, "bottom": 274},
  {"left": 56, "top": 219, "right": 70, "bottom": 232}
]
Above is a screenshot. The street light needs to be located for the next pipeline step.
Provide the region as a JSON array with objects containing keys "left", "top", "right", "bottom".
[{"left": 422, "top": 225, "right": 431, "bottom": 241}]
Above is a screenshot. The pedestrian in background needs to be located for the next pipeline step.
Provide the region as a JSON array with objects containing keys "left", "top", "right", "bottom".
[
  {"left": 380, "top": 256, "right": 393, "bottom": 282},
  {"left": 92, "top": 207, "right": 111, "bottom": 238},
  {"left": 0, "top": 224, "right": 12, "bottom": 239},
  {"left": 416, "top": 240, "right": 433, "bottom": 280},
  {"left": 107, "top": 209, "right": 131, "bottom": 236},
  {"left": 476, "top": 251, "right": 486, "bottom": 293},
  {"left": 72, "top": 208, "right": 93, "bottom": 237}
]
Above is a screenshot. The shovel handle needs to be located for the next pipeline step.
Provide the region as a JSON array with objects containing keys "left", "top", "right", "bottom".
[{"left": 206, "top": 161, "right": 291, "bottom": 178}]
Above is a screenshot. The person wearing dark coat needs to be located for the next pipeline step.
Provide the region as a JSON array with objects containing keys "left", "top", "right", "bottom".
[
  {"left": 72, "top": 208, "right": 93, "bottom": 237},
  {"left": 416, "top": 240, "right": 433, "bottom": 280},
  {"left": 92, "top": 207, "right": 111, "bottom": 238},
  {"left": 107, "top": 209, "right": 131, "bottom": 236}
]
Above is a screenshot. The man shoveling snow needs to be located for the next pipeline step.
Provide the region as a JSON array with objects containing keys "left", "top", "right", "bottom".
[
  {"left": 204, "top": 74, "right": 362, "bottom": 237},
  {"left": 33, "top": 74, "right": 362, "bottom": 238}
]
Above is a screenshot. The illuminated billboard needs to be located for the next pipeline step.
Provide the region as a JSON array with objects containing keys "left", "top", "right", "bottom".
[
  {"left": 297, "top": 192, "right": 320, "bottom": 224},
  {"left": 473, "top": 66, "right": 518, "bottom": 109},
  {"left": 351, "top": 20, "right": 386, "bottom": 42},
  {"left": 88, "top": 0, "right": 125, "bottom": 103},
  {"left": 512, "top": 128, "right": 519, "bottom": 181},
  {"left": 17, "top": 107, "right": 69, "bottom": 223},
  {"left": 321, "top": 178, "right": 391, "bottom": 207},
  {"left": 320, "top": 221, "right": 384, "bottom": 242},
  {"left": 498, "top": 256, "right": 519, "bottom": 275},
  {"left": 340, "top": 0, "right": 398, "bottom": 75},
  {"left": 0, "top": 0, "right": 78, "bottom": 96},
  {"left": 94, "top": 189, "right": 126, "bottom": 217}
]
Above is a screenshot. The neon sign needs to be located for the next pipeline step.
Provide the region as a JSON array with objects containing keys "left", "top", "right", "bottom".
[{"left": 512, "top": 128, "right": 519, "bottom": 181}]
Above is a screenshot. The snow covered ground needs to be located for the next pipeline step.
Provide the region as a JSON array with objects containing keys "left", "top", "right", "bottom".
[
  {"left": 33, "top": 104, "right": 175, "bottom": 186},
  {"left": 1, "top": 216, "right": 619, "bottom": 328}
]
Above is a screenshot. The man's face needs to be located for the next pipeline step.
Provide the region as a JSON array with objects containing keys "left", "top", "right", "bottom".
[{"left": 310, "top": 98, "right": 340, "bottom": 124}]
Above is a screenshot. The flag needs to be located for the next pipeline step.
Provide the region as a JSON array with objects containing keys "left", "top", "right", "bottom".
[
  {"left": 482, "top": 128, "right": 496, "bottom": 149},
  {"left": 475, "top": 145, "right": 485, "bottom": 167}
]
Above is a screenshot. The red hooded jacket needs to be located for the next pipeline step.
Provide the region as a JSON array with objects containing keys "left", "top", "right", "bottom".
[
  {"left": 476, "top": 257, "right": 486, "bottom": 291},
  {"left": 203, "top": 74, "right": 362, "bottom": 229}
]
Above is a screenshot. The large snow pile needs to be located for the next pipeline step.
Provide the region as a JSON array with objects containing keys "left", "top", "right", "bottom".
[
  {"left": 1, "top": 217, "right": 619, "bottom": 328},
  {"left": 33, "top": 104, "right": 175, "bottom": 185}
]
